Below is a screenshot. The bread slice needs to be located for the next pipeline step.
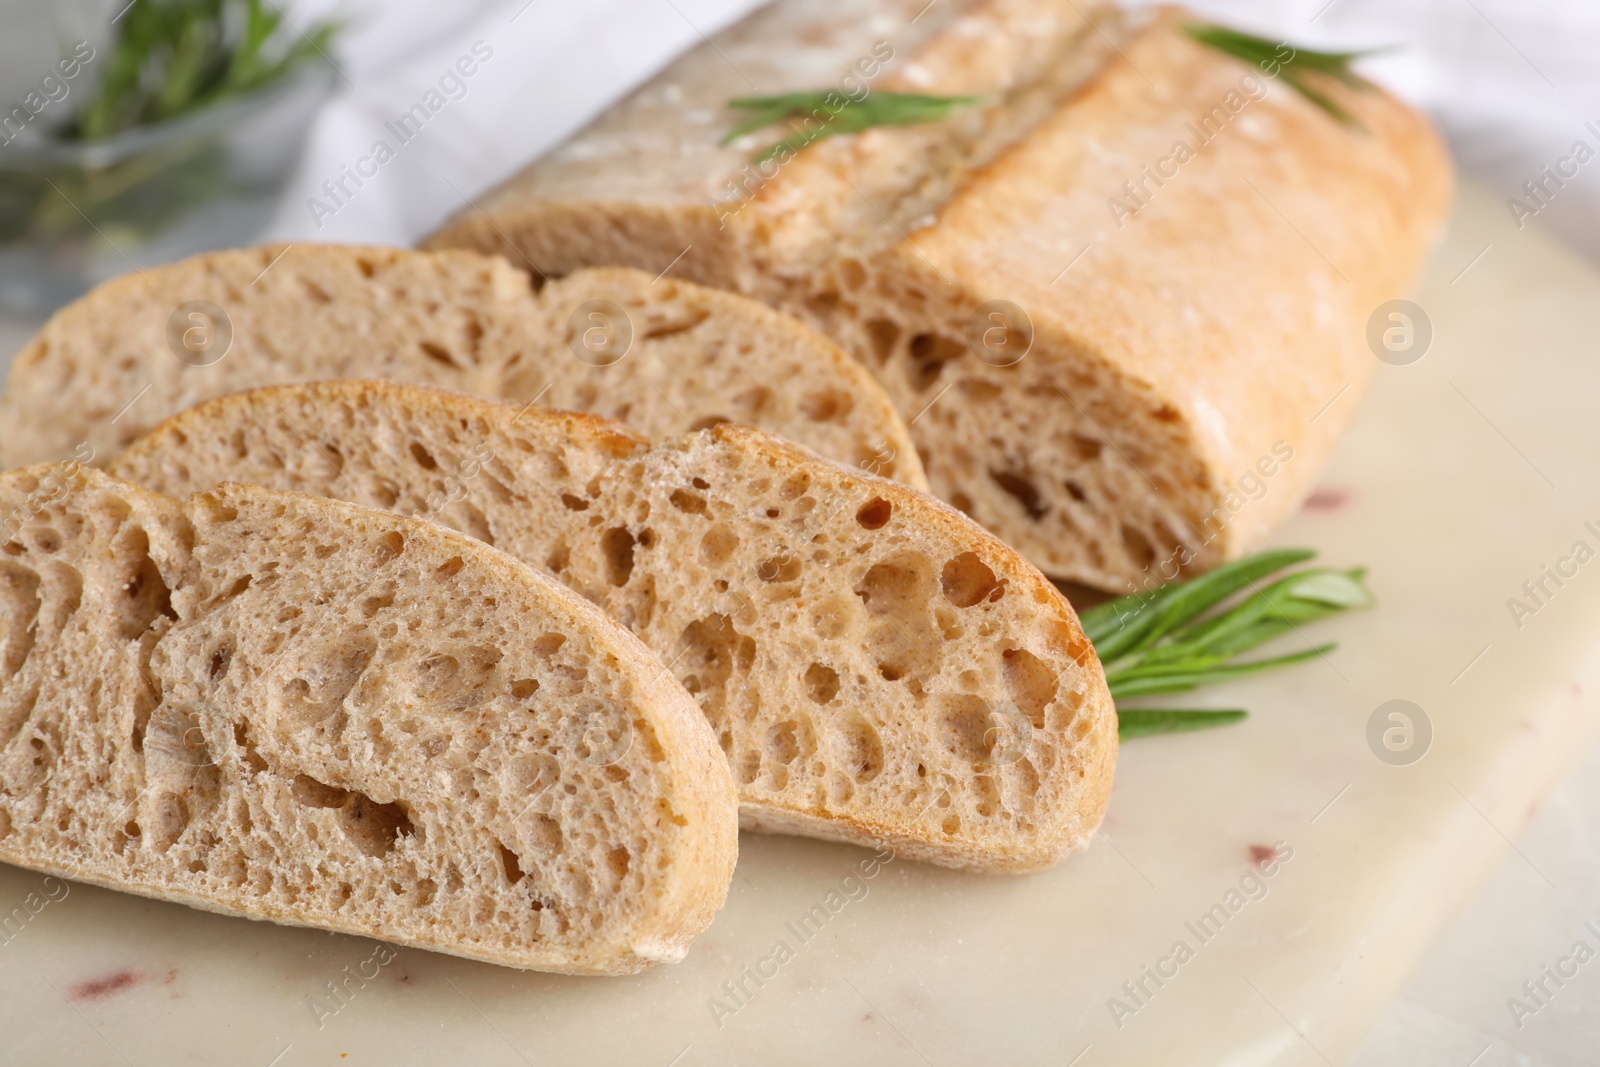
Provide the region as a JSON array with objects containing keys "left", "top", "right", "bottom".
[
  {"left": 0, "top": 463, "right": 737, "bottom": 974},
  {"left": 113, "top": 380, "right": 1117, "bottom": 872},
  {"left": 528, "top": 267, "right": 924, "bottom": 484},
  {"left": 0, "top": 246, "right": 925, "bottom": 489},
  {"left": 424, "top": 0, "right": 1452, "bottom": 591}
]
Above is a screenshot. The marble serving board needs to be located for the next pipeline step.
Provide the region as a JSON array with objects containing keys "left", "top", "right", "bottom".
[{"left": 2, "top": 181, "right": 1597, "bottom": 1067}]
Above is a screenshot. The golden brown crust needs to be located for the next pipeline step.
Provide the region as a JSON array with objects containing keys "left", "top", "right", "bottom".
[
  {"left": 122, "top": 378, "right": 654, "bottom": 471},
  {"left": 900, "top": 6, "right": 1454, "bottom": 554}
]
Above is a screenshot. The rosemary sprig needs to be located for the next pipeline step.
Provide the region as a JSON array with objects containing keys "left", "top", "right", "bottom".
[
  {"left": 66, "top": 0, "right": 340, "bottom": 142},
  {"left": 1117, "top": 709, "right": 1248, "bottom": 738},
  {"left": 1183, "top": 23, "right": 1382, "bottom": 128},
  {"left": 723, "top": 91, "right": 980, "bottom": 164},
  {"left": 1080, "top": 549, "right": 1374, "bottom": 739}
]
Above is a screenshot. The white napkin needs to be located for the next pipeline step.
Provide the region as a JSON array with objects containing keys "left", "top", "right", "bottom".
[{"left": 264, "top": 0, "right": 765, "bottom": 246}]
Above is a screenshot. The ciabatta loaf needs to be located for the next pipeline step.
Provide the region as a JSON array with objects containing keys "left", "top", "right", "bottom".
[
  {"left": 0, "top": 246, "right": 924, "bottom": 488},
  {"left": 0, "top": 464, "right": 737, "bottom": 973},
  {"left": 425, "top": 0, "right": 1452, "bottom": 591},
  {"left": 114, "top": 381, "right": 1117, "bottom": 872}
]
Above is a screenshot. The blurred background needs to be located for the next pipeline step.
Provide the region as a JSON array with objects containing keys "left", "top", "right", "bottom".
[{"left": 1, "top": 1, "right": 1597, "bottom": 1061}]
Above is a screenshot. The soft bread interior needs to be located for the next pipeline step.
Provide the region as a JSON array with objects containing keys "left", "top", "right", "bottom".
[
  {"left": 521, "top": 268, "right": 927, "bottom": 487},
  {"left": 0, "top": 247, "right": 923, "bottom": 489},
  {"left": 114, "top": 381, "right": 1117, "bottom": 871},
  {"left": 0, "top": 464, "right": 736, "bottom": 973}
]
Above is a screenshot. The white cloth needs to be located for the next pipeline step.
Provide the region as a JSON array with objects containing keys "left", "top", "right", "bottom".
[
  {"left": 265, "top": 0, "right": 765, "bottom": 245},
  {"left": 267, "top": 0, "right": 1600, "bottom": 264}
]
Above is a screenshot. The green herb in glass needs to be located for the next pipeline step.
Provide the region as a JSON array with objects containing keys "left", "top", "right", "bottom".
[
  {"left": 723, "top": 90, "right": 980, "bottom": 164},
  {"left": 1078, "top": 549, "right": 1374, "bottom": 739},
  {"left": 66, "top": 0, "right": 340, "bottom": 142},
  {"left": 0, "top": 0, "right": 342, "bottom": 249},
  {"left": 1183, "top": 23, "right": 1383, "bottom": 128}
]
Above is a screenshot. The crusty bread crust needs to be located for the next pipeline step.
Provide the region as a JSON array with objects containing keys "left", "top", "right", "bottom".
[
  {"left": 425, "top": 0, "right": 1453, "bottom": 591},
  {"left": 0, "top": 464, "right": 736, "bottom": 973},
  {"left": 115, "top": 380, "right": 1117, "bottom": 872},
  {"left": 0, "top": 246, "right": 924, "bottom": 488}
]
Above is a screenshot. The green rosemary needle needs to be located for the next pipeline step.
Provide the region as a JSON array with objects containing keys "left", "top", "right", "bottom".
[
  {"left": 1117, "top": 709, "right": 1249, "bottom": 738},
  {"left": 723, "top": 90, "right": 980, "bottom": 164},
  {"left": 67, "top": 0, "right": 340, "bottom": 142},
  {"left": 1079, "top": 549, "right": 1374, "bottom": 739},
  {"left": 1183, "top": 23, "right": 1383, "bottom": 128}
]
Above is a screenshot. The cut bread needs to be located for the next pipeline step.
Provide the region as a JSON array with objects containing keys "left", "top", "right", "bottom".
[
  {"left": 0, "top": 463, "right": 737, "bottom": 974},
  {"left": 0, "top": 246, "right": 925, "bottom": 489},
  {"left": 529, "top": 267, "right": 923, "bottom": 484},
  {"left": 113, "top": 380, "right": 1117, "bottom": 872},
  {"left": 424, "top": 0, "right": 1453, "bottom": 591}
]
